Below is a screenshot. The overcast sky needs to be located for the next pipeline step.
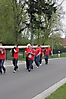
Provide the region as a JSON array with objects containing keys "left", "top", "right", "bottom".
[
  {"left": 61, "top": 0, "right": 66, "bottom": 37},
  {"left": 62, "top": 0, "right": 66, "bottom": 25},
  {"left": 52, "top": 0, "right": 66, "bottom": 37}
]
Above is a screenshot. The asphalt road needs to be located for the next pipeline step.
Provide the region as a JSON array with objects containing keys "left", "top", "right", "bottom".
[{"left": 0, "top": 58, "right": 66, "bottom": 99}]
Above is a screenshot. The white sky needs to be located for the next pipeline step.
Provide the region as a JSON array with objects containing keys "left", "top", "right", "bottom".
[
  {"left": 61, "top": 0, "right": 66, "bottom": 37},
  {"left": 54, "top": 0, "right": 66, "bottom": 37},
  {"left": 62, "top": 0, "right": 66, "bottom": 24}
]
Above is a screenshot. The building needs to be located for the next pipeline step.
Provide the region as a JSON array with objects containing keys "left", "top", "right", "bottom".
[{"left": 61, "top": 38, "right": 66, "bottom": 46}]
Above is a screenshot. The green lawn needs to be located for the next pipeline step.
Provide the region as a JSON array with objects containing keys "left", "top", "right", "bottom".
[
  {"left": 49, "top": 52, "right": 66, "bottom": 58},
  {"left": 45, "top": 83, "right": 66, "bottom": 99}
]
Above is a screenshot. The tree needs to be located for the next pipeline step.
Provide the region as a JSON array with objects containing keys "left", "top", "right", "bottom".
[
  {"left": 12, "top": 0, "right": 27, "bottom": 44},
  {"left": 0, "top": 0, "right": 64, "bottom": 45},
  {"left": 25, "top": 0, "right": 57, "bottom": 45}
]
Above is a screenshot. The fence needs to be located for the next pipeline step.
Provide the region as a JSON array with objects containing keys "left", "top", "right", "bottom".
[{"left": 53, "top": 48, "right": 66, "bottom": 54}]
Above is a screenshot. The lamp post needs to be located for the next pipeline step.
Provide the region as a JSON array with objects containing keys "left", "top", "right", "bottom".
[{"left": 52, "top": 32, "right": 54, "bottom": 56}]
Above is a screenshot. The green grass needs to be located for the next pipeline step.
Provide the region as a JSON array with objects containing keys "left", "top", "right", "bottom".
[
  {"left": 49, "top": 52, "right": 66, "bottom": 58},
  {"left": 45, "top": 83, "right": 66, "bottom": 99}
]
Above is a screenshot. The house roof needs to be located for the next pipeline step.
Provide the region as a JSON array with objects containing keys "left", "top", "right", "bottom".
[{"left": 61, "top": 38, "right": 66, "bottom": 46}]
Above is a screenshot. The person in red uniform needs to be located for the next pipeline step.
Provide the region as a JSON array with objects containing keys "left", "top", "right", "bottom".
[
  {"left": 27, "top": 45, "right": 35, "bottom": 72},
  {"left": 25, "top": 44, "right": 31, "bottom": 70},
  {"left": 10, "top": 45, "right": 19, "bottom": 73},
  {"left": 35, "top": 44, "right": 42, "bottom": 67},
  {"left": 0, "top": 42, "right": 6, "bottom": 74},
  {"left": 44, "top": 45, "right": 52, "bottom": 64}
]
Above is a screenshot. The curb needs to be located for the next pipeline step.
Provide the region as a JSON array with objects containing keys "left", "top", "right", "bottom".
[{"left": 32, "top": 77, "right": 66, "bottom": 99}]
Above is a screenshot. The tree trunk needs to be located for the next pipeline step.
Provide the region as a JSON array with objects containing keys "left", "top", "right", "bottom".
[
  {"left": 12, "top": 0, "right": 18, "bottom": 44},
  {"left": 37, "top": 28, "right": 40, "bottom": 44},
  {"left": 30, "top": 22, "right": 34, "bottom": 46},
  {"left": 30, "top": 14, "right": 34, "bottom": 46}
]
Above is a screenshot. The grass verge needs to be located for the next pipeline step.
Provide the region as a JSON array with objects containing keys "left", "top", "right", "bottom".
[{"left": 45, "top": 83, "right": 66, "bottom": 99}]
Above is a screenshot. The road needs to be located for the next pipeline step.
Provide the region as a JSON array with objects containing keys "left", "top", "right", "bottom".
[{"left": 0, "top": 58, "right": 66, "bottom": 99}]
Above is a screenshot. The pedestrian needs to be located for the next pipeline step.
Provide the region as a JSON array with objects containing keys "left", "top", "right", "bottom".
[
  {"left": 0, "top": 42, "right": 6, "bottom": 74},
  {"left": 43, "top": 45, "right": 52, "bottom": 64},
  {"left": 10, "top": 45, "right": 19, "bottom": 73},
  {"left": 35, "top": 44, "right": 42, "bottom": 68},
  {"left": 27, "top": 45, "right": 35, "bottom": 72},
  {"left": 25, "top": 44, "right": 31, "bottom": 70}
]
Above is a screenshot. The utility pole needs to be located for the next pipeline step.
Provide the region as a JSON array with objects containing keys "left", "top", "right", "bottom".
[{"left": 52, "top": 32, "right": 54, "bottom": 56}]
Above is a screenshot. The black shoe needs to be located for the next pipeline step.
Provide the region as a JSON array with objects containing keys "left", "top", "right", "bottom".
[
  {"left": 4, "top": 69, "right": 6, "bottom": 74},
  {"left": 31, "top": 66, "right": 33, "bottom": 69},
  {"left": 0, "top": 71, "right": 2, "bottom": 74},
  {"left": 28, "top": 68, "right": 30, "bottom": 72},
  {"left": 45, "top": 62, "right": 48, "bottom": 64},
  {"left": 16, "top": 67, "right": 19, "bottom": 71}
]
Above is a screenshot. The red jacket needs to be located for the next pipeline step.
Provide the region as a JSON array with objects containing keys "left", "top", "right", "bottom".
[
  {"left": 13, "top": 47, "right": 19, "bottom": 59},
  {"left": 44, "top": 47, "right": 51, "bottom": 56},
  {"left": 0, "top": 49, "right": 6, "bottom": 59},
  {"left": 35, "top": 47, "right": 42, "bottom": 56},
  {"left": 25, "top": 47, "right": 30, "bottom": 57},
  {"left": 27, "top": 48, "right": 35, "bottom": 60}
]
